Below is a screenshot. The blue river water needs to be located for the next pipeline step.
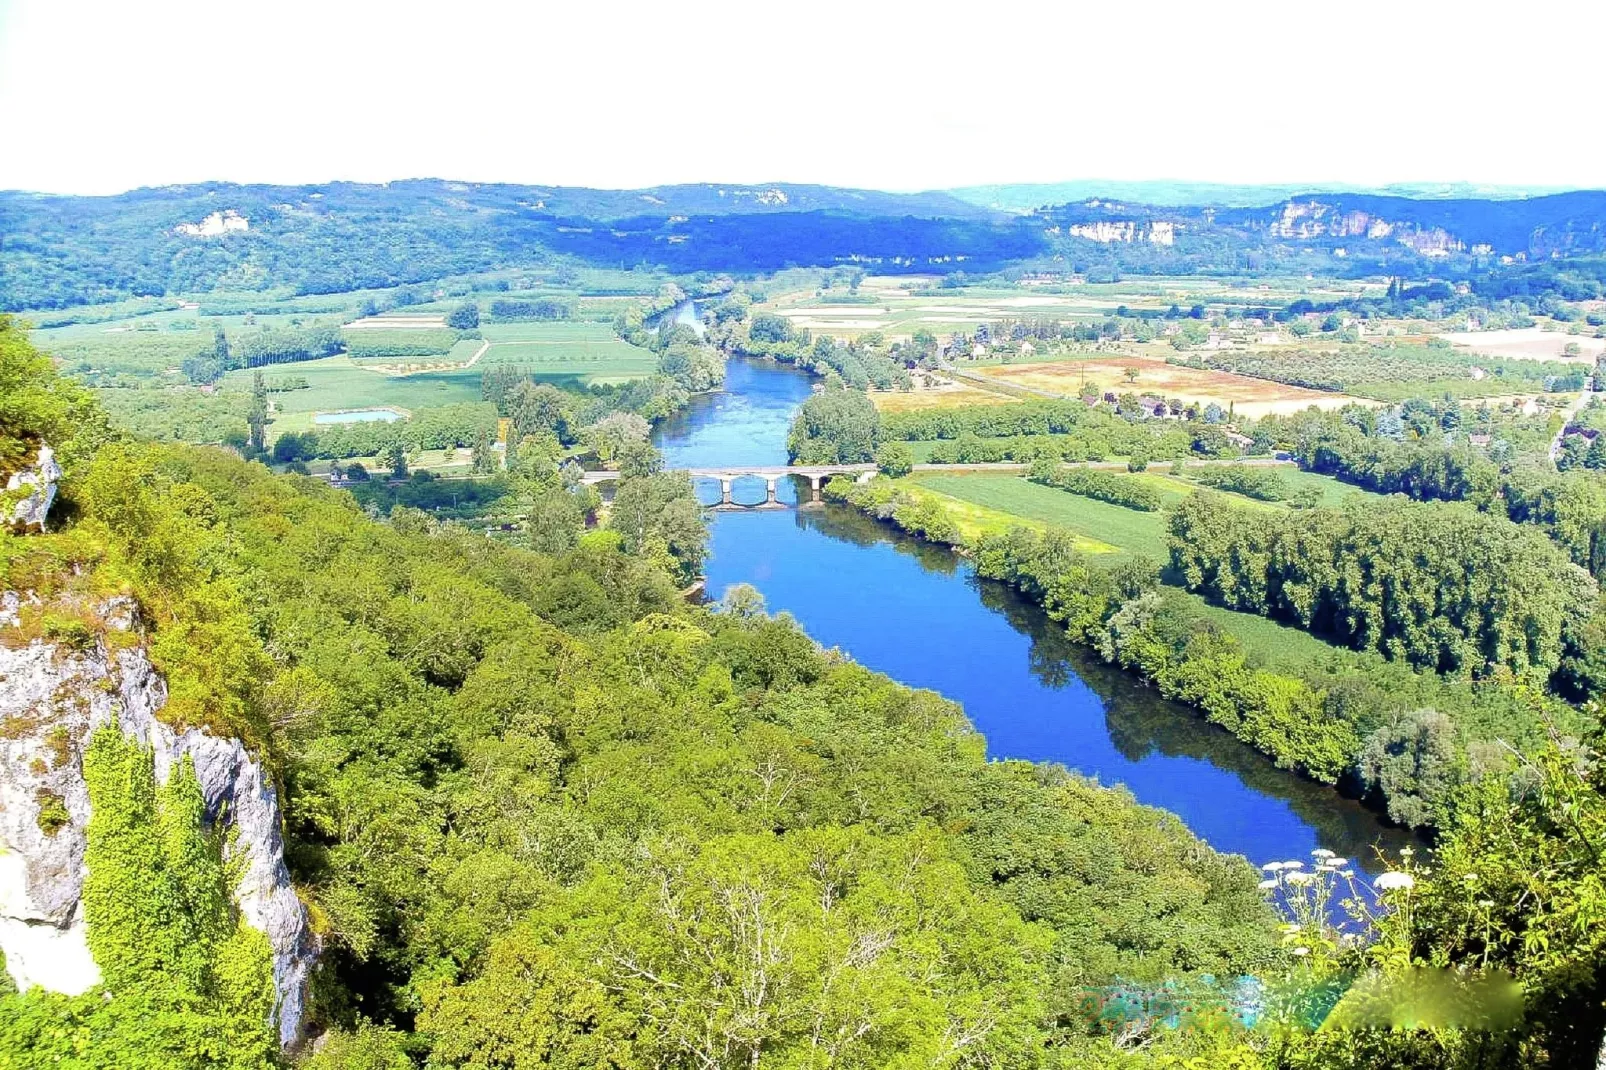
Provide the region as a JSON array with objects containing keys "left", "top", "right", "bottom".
[{"left": 655, "top": 352, "right": 1412, "bottom": 871}]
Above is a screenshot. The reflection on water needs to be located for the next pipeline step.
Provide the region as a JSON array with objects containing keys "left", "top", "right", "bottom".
[{"left": 658, "top": 356, "right": 1416, "bottom": 871}]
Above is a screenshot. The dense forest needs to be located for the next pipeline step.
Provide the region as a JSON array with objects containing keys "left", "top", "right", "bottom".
[{"left": 0, "top": 317, "right": 1289, "bottom": 1066}]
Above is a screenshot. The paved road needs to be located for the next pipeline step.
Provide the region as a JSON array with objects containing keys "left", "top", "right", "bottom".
[{"left": 1549, "top": 390, "right": 1594, "bottom": 463}]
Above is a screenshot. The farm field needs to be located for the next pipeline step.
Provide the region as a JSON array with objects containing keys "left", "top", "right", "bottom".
[
  {"left": 970, "top": 356, "right": 1353, "bottom": 416},
  {"left": 763, "top": 276, "right": 1375, "bottom": 342},
  {"left": 870, "top": 381, "right": 1016, "bottom": 412},
  {"left": 1439, "top": 327, "right": 1606, "bottom": 363}
]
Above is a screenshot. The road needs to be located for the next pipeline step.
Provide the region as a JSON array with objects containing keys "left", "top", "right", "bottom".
[{"left": 1549, "top": 390, "right": 1595, "bottom": 463}]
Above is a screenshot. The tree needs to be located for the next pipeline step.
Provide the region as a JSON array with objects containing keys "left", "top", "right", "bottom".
[
  {"left": 787, "top": 388, "right": 879, "bottom": 464},
  {"left": 247, "top": 372, "right": 268, "bottom": 453},
  {"left": 1123, "top": 366, "right": 1141, "bottom": 384},
  {"left": 504, "top": 381, "right": 573, "bottom": 444},
  {"left": 1358, "top": 707, "right": 1461, "bottom": 827},
  {"left": 582, "top": 412, "right": 651, "bottom": 463},
  {"left": 527, "top": 488, "right": 586, "bottom": 555},
  {"left": 1587, "top": 434, "right": 1606, "bottom": 471},
  {"left": 616, "top": 439, "right": 662, "bottom": 480},
  {"left": 379, "top": 439, "right": 408, "bottom": 479},
  {"left": 607, "top": 470, "right": 707, "bottom": 583},
  {"left": 875, "top": 441, "right": 914, "bottom": 478},
  {"left": 446, "top": 301, "right": 480, "bottom": 330},
  {"left": 472, "top": 429, "right": 498, "bottom": 473}
]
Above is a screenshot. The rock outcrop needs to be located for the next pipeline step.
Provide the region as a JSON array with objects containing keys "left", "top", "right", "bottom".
[
  {"left": 6, "top": 443, "right": 61, "bottom": 531},
  {"left": 0, "top": 593, "right": 316, "bottom": 1047}
]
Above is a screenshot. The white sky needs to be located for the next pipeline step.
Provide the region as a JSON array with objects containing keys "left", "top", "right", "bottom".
[{"left": 2, "top": 0, "right": 1602, "bottom": 196}]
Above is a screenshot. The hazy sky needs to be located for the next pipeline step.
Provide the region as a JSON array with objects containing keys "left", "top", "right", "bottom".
[{"left": 2, "top": 0, "right": 1602, "bottom": 196}]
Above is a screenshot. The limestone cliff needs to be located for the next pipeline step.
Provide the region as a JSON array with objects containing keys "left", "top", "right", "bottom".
[
  {"left": 0, "top": 592, "right": 316, "bottom": 1047},
  {"left": 5, "top": 443, "right": 61, "bottom": 531}
]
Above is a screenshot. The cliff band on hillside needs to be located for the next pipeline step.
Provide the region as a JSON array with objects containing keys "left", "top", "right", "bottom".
[{"left": 0, "top": 592, "right": 317, "bottom": 1047}]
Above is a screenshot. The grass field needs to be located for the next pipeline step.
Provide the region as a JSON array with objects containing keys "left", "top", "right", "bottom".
[
  {"left": 912, "top": 474, "right": 1167, "bottom": 557},
  {"left": 908, "top": 470, "right": 1357, "bottom": 669},
  {"left": 1193, "top": 598, "right": 1350, "bottom": 674},
  {"left": 478, "top": 322, "right": 622, "bottom": 343},
  {"left": 909, "top": 467, "right": 1387, "bottom": 557},
  {"left": 896, "top": 481, "right": 1117, "bottom": 552},
  {"left": 221, "top": 357, "right": 484, "bottom": 416}
]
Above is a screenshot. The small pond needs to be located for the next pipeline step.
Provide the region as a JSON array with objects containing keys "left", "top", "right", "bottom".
[{"left": 313, "top": 407, "right": 405, "bottom": 425}]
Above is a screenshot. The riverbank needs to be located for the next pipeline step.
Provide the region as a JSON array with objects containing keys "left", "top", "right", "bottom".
[{"left": 820, "top": 469, "right": 1536, "bottom": 838}]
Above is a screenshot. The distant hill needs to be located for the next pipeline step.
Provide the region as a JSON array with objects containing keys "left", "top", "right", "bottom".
[
  {"left": 6, "top": 177, "right": 1606, "bottom": 311},
  {"left": 951, "top": 179, "right": 1585, "bottom": 212},
  {"left": 1038, "top": 190, "right": 1606, "bottom": 260},
  {"left": 0, "top": 179, "right": 1017, "bottom": 310}
]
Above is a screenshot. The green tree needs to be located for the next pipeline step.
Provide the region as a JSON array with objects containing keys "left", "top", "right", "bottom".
[
  {"left": 787, "top": 388, "right": 879, "bottom": 464},
  {"left": 607, "top": 470, "right": 707, "bottom": 584},
  {"left": 875, "top": 440, "right": 914, "bottom": 477},
  {"left": 379, "top": 439, "right": 408, "bottom": 479},
  {"left": 446, "top": 301, "right": 480, "bottom": 330},
  {"left": 246, "top": 371, "right": 268, "bottom": 454}
]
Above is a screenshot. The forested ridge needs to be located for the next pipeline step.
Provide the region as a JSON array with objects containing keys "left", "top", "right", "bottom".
[
  {"left": 1, "top": 319, "right": 1286, "bottom": 1065},
  {"left": 14, "top": 180, "right": 1606, "bottom": 312}
]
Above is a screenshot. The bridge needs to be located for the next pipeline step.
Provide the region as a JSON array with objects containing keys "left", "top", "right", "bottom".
[
  {"left": 580, "top": 464, "right": 877, "bottom": 507},
  {"left": 577, "top": 456, "right": 1299, "bottom": 508}
]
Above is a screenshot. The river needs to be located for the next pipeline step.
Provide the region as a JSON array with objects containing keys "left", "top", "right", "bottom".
[{"left": 654, "top": 333, "right": 1412, "bottom": 872}]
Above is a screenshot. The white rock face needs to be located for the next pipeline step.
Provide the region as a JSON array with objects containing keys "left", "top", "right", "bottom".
[
  {"left": 6, "top": 443, "right": 61, "bottom": 530},
  {"left": 0, "top": 598, "right": 316, "bottom": 1047}
]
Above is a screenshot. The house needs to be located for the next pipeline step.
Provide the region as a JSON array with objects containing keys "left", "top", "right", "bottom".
[
  {"left": 1224, "top": 431, "right": 1254, "bottom": 450},
  {"left": 1468, "top": 433, "right": 1493, "bottom": 448}
]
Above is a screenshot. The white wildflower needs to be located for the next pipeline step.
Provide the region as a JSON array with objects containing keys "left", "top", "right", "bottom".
[
  {"left": 1262, "top": 862, "right": 1284, "bottom": 872},
  {"left": 1341, "top": 870, "right": 1355, "bottom": 878},
  {"left": 1463, "top": 873, "right": 1479, "bottom": 882},
  {"left": 1292, "top": 947, "right": 1310, "bottom": 957},
  {"left": 1311, "top": 848, "right": 1335, "bottom": 859},
  {"left": 1284, "top": 871, "right": 1316, "bottom": 886},
  {"left": 1375, "top": 871, "right": 1415, "bottom": 892},
  {"left": 1282, "top": 860, "right": 1304, "bottom": 869},
  {"left": 1478, "top": 899, "right": 1495, "bottom": 909},
  {"left": 1326, "top": 858, "right": 1348, "bottom": 869},
  {"left": 1258, "top": 879, "right": 1278, "bottom": 890}
]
